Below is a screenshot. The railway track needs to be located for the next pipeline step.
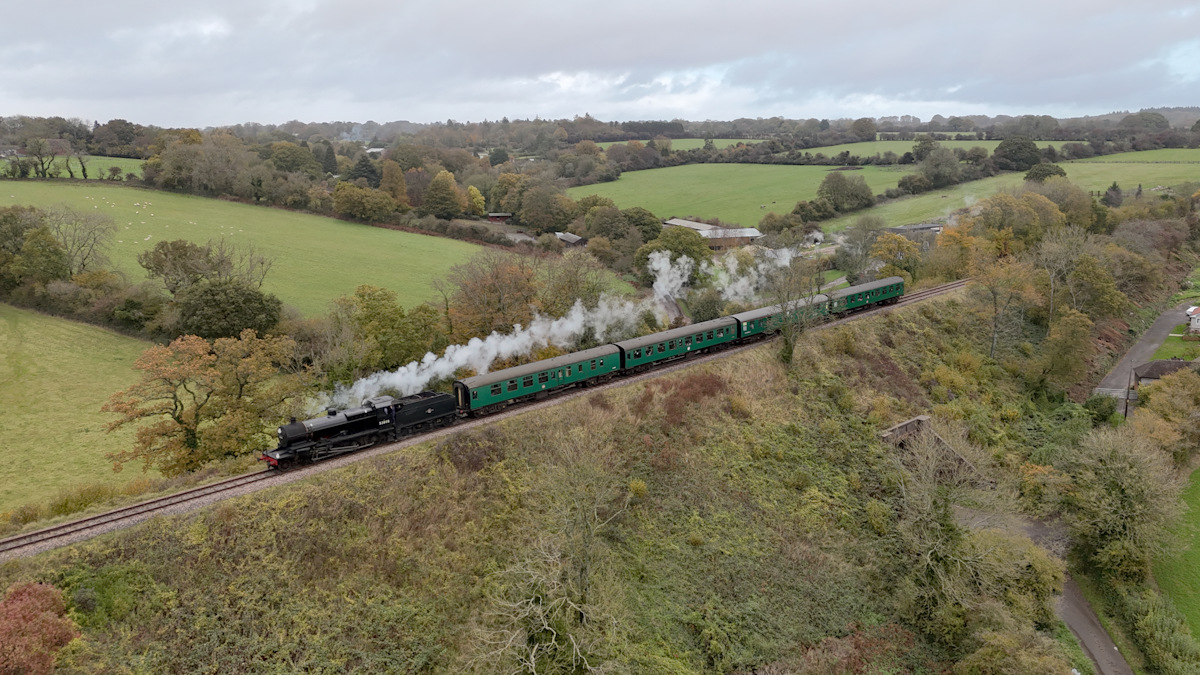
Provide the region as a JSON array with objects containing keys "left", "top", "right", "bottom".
[
  {"left": 0, "top": 471, "right": 275, "bottom": 560},
  {"left": 0, "top": 278, "right": 971, "bottom": 561}
]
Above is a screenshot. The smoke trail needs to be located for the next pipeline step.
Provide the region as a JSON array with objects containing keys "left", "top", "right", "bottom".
[
  {"left": 327, "top": 294, "right": 651, "bottom": 406},
  {"left": 325, "top": 247, "right": 802, "bottom": 407}
]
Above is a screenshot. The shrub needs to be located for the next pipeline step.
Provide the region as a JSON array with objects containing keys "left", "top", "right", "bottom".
[{"left": 0, "top": 582, "right": 78, "bottom": 675}]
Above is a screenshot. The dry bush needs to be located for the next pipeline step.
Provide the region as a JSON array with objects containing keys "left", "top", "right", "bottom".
[{"left": 436, "top": 426, "right": 508, "bottom": 473}]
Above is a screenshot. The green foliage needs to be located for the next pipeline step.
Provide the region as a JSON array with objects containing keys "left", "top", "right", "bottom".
[
  {"left": 419, "top": 169, "right": 463, "bottom": 220},
  {"left": 634, "top": 226, "right": 712, "bottom": 285},
  {"left": 332, "top": 181, "right": 397, "bottom": 222},
  {"left": 1060, "top": 427, "right": 1184, "bottom": 581},
  {"left": 993, "top": 137, "right": 1042, "bottom": 172},
  {"left": 816, "top": 171, "right": 876, "bottom": 212},
  {"left": 1082, "top": 395, "right": 1118, "bottom": 426},
  {"left": 1025, "top": 162, "right": 1067, "bottom": 183},
  {"left": 175, "top": 278, "right": 282, "bottom": 339}
]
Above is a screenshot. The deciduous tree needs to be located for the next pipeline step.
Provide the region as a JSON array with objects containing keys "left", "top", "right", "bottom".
[
  {"left": 817, "top": 171, "right": 875, "bottom": 212},
  {"left": 447, "top": 249, "right": 540, "bottom": 339},
  {"left": 175, "top": 279, "right": 283, "bottom": 339},
  {"left": 420, "top": 170, "right": 464, "bottom": 220},
  {"left": 992, "top": 137, "right": 1041, "bottom": 172},
  {"left": 1132, "top": 368, "right": 1200, "bottom": 466},
  {"left": 103, "top": 330, "right": 306, "bottom": 476},
  {"left": 633, "top": 226, "right": 712, "bottom": 286},
  {"left": 1024, "top": 163, "right": 1066, "bottom": 183},
  {"left": 869, "top": 232, "right": 922, "bottom": 281},
  {"left": 1061, "top": 426, "right": 1184, "bottom": 581},
  {"left": 971, "top": 254, "right": 1040, "bottom": 357},
  {"left": 42, "top": 205, "right": 116, "bottom": 276}
]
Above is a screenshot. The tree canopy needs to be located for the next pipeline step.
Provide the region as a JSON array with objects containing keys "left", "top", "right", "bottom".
[{"left": 103, "top": 330, "right": 306, "bottom": 476}]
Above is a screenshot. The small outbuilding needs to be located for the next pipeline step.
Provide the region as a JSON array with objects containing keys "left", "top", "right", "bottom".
[
  {"left": 1133, "top": 358, "right": 1196, "bottom": 387},
  {"left": 554, "top": 231, "right": 587, "bottom": 247}
]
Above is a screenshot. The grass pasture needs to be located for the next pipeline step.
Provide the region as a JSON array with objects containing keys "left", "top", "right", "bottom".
[
  {"left": 566, "top": 163, "right": 910, "bottom": 228},
  {"left": 0, "top": 303, "right": 149, "bottom": 512},
  {"left": 1155, "top": 473, "right": 1200, "bottom": 637},
  {"left": 55, "top": 155, "right": 145, "bottom": 180},
  {"left": 0, "top": 181, "right": 481, "bottom": 315}
]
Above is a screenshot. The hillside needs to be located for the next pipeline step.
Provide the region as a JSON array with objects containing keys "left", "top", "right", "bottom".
[
  {"left": 0, "top": 296, "right": 1099, "bottom": 672},
  {"left": 0, "top": 304, "right": 149, "bottom": 511},
  {"left": 0, "top": 182, "right": 482, "bottom": 315}
]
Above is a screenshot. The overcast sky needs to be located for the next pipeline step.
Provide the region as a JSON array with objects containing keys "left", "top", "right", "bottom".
[{"left": 5, "top": 0, "right": 1200, "bottom": 128}]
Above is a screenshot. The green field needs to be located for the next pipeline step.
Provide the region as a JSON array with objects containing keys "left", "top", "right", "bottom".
[
  {"left": 1155, "top": 472, "right": 1200, "bottom": 636},
  {"left": 0, "top": 181, "right": 481, "bottom": 315},
  {"left": 795, "top": 139, "right": 1060, "bottom": 158},
  {"left": 571, "top": 146, "right": 1200, "bottom": 233},
  {"left": 0, "top": 303, "right": 149, "bottom": 512},
  {"left": 567, "top": 163, "right": 910, "bottom": 228},
  {"left": 1074, "top": 148, "right": 1200, "bottom": 164},
  {"left": 597, "top": 138, "right": 761, "bottom": 150}
]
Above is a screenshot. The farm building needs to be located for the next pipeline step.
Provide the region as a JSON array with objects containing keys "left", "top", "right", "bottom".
[
  {"left": 1188, "top": 306, "right": 1200, "bottom": 333},
  {"left": 554, "top": 232, "right": 587, "bottom": 247},
  {"left": 487, "top": 213, "right": 513, "bottom": 223},
  {"left": 664, "top": 218, "right": 764, "bottom": 251}
]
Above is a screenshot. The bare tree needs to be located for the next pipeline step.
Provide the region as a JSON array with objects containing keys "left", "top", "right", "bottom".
[
  {"left": 764, "top": 255, "right": 828, "bottom": 364},
  {"left": 42, "top": 204, "right": 116, "bottom": 275},
  {"left": 24, "top": 138, "right": 58, "bottom": 178},
  {"left": 1034, "top": 226, "right": 1098, "bottom": 320},
  {"left": 138, "top": 238, "right": 273, "bottom": 297}
]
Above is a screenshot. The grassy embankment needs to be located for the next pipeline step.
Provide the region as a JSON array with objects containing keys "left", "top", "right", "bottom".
[
  {"left": 0, "top": 294, "right": 1105, "bottom": 671},
  {"left": 569, "top": 147, "right": 1200, "bottom": 232},
  {"left": 0, "top": 304, "right": 149, "bottom": 512},
  {"left": 0, "top": 181, "right": 481, "bottom": 316}
]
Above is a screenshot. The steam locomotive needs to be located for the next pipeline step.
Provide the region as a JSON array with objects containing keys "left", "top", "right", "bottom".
[{"left": 262, "top": 276, "right": 905, "bottom": 468}]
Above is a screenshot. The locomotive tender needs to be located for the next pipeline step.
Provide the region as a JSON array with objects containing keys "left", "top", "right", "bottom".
[{"left": 263, "top": 277, "right": 904, "bottom": 467}]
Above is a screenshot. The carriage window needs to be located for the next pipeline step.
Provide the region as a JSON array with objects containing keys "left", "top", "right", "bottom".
[
  {"left": 707, "top": 331, "right": 714, "bottom": 340},
  {"left": 491, "top": 384, "right": 501, "bottom": 396},
  {"left": 538, "top": 373, "right": 549, "bottom": 384},
  {"left": 599, "top": 358, "right": 605, "bottom": 366},
  {"left": 590, "top": 359, "right": 596, "bottom": 370},
  {"left": 567, "top": 366, "right": 572, "bottom": 376},
  {"left": 522, "top": 376, "right": 533, "bottom": 387},
  {"left": 472, "top": 391, "right": 478, "bottom": 399},
  {"left": 507, "top": 380, "right": 517, "bottom": 392},
  {"left": 657, "top": 344, "right": 665, "bottom": 353},
  {"left": 668, "top": 340, "right": 675, "bottom": 349},
  {"left": 685, "top": 336, "right": 692, "bottom": 346}
]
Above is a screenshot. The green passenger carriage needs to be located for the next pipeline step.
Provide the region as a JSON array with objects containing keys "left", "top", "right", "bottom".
[
  {"left": 731, "top": 294, "right": 831, "bottom": 339},
  {"left": 827, "top": 276, "right": 905, "bottom": 312},
  {"left": 614, "top": 317, "right": 739, "bottom": 371},
  {"left": 454, "top": 344, "right": 621, "bottom": 416}
]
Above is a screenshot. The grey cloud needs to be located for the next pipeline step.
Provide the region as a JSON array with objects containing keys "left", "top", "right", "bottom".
[{"left": 3, "top": 0, "right": 1199, "bottom": 126}]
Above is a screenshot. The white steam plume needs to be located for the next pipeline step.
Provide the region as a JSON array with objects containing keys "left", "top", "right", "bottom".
[{"left": 324, "top": 247, "right": 801, "bottom": 408}]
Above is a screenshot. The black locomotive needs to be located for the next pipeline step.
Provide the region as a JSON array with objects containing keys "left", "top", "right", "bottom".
[{"left": 261, "top": 391, "right": 457, "bottom": 468}]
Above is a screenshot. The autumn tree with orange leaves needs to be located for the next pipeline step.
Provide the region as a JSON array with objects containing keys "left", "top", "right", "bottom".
[{"left": 102, "top": 330, "right": 307, "bottom": 476}]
